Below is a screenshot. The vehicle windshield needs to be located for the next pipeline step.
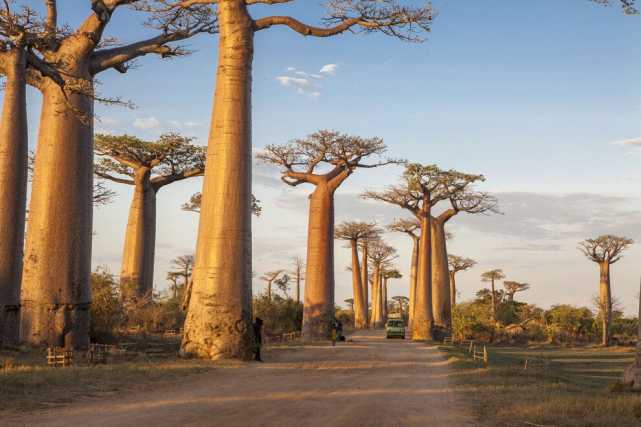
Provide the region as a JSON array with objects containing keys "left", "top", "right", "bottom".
[{"left": 387, "top": 320, "right": 403, "bottom": 327}]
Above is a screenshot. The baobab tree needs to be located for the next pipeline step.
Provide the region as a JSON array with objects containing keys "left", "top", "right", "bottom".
[
  {"left": 481, "top": 269, "right": 506, "bottom": 323},
  {"left": 168, "top": 255, "right": 194, "bottom": 290},
  {"left": 94, "top": 133, "right": 205, "bottom": 299},
  {"left": 392, "top": 296, "right": 410, "bottom": 319},
  {"left": 579, "top": 235, "right": 633, "bottom": 346},
  {"left": 363, "top": 164, "right": 468, "bottom": 340},
  {"left": 18, "top": 2, "right": 213, "bottom": 349},
  {"left": 359, "top": 225, "right": 382, "bottom": 327},
  {"left": 503, "top": 281, "right": 531, "bottom": 303},
  {"left": 147, "top": 0, "right": 433, "bottom": 360},
  {"left": 335, "top": 221, "right": 379, "bottom": 329},
  {"left": 382, "top": 269, "right": 402, "bottom": 320},
  {"left": 344, "top": 298, "right": 354, "bottom": 313},
  {"left": 387, "top": 218, "right": 420, "bottom": 328},
  {"left": 259, "top": 130, "right": 399, "bottom": 340},
  {"left": 259, "top": 270, "right": 285, "bottom": 302},
  {"left": 447, "top": 255, "right": 476, "bottom": 309},
  {"left": 289, "top": 257, "right": 305, "bottom": 304},
  {"left": 368, "top": 241, "right": 397, "bottom": 329},
  {"left": 432, "top": 191, "right": 498, "bottom": 328}
]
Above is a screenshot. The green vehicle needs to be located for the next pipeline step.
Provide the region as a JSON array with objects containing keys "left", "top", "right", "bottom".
[{"left": 385, "top": 319, "right": 406, "bottom": 339}]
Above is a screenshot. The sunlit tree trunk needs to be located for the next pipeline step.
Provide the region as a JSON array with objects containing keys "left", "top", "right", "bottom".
[
  {"left": 382, "top": 276, "right": 388, "bottom": 321},
  {"left": 350, "top": 241, "right": 367, "bottom": 329},
  {"left": 599, "top": 262, "right": 612, "bottom": 347},
  {"left": 413, "top": 199, "right": 433, "bottom": 340},
  {"left": 490, "top": 277, "right": 497, "bottom": 323},
  {"left": 371, "top": 264, "right": 383, "bottom": 328},
  {"left": 21, "top": 77, "right": 93, "bottom": 349},
  {"left": 408, "top": 236, "right": 418, "bottom": 330},
  {"left": 302, "top": 184, "right": 335, "bottom": 340},
  {"left": 360, "top": 243, "right": 369, "bottom": 327},
  {"left": 181, "top": 1, "right": 254, "bottom": 359},
  {"left": 431, "top": 219, "right": 451, "bottom": 328},
  {"left": 449, "top": 270, "right": 456, "bottom": 309},
  {"left": 120, "top": 170, "right": 157, "bottom": 300},
  {"left": 0, "top": 49, "right": 27, "bottom": 345}
]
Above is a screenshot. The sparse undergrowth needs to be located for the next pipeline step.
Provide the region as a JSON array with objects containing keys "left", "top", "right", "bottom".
[{"left": 441, "top": 344, "right": 641, "bottom": 427}]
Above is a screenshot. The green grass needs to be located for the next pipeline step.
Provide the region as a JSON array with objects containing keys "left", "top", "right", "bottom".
[{"left": 441, "top": 344, "right": 641, "bottom": 427}]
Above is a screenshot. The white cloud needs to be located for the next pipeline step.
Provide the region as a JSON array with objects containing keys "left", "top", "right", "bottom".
[
  {"left": 276, "top": 76, "right": 311, "bottom": 89},
  {"left": 133, "top": 117, "right": 161, "bottom": 130},
  {"left": 319, "top": 63, "right": 338, "bottom": 76},
  {"left": 612, "top": 137, "right": 641, "bottom": 147}
]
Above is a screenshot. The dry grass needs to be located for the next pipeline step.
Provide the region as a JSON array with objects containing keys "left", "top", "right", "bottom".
[
  {"left": 0, "top": 345, "right": 213, "bottom": 416},
  {"left": 441, "top": 344, "right": 641, "bottom": 427}
]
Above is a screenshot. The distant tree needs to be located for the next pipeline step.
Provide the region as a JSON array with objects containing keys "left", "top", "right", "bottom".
[
  {"left": 95, "top": 133, "right": 205, "bottom": 299},
  {"left": 447, "top": 255, "right": 476, "bottom": 308},
  {"left": 274, "top": 274, "right": 291, "bottom": 297},
  {"left": 260, "top": 270, "right": 287, "bottom": 302},
  {"left": 344, "top": 298, "right": 355, "bottom": 313},
  {"left": 167, "top": 255, "right": 194, "bottom": 299},
  {"left": 392, "top": 296, "right": 410, "bottom": 320},
  {"left": 335, "top": 221, "right": 380, "bottom": 329},
  {"left": 481, "top": 269, "right": 506, "bottom": 323},
  {"left": 363, "top": 164, "right": 482, "bottom": 339},
  {"left": 387, "top": 218, "right": 420, "bottom": 328},
  {"left": 579, "top": 235, "right": 633, "bottom": 346},
  {"left": 503, "top": 281, "right": 531, "bottom": 303},
  {"left": 383, "top": 269, "right": 403, "bottom": 320},
  {"left": 259, "top": 130, "right": 399, "bottom": 339},
  {"left": 368, "top": 241, "right": 398, "bottom": 329},
  {"left": 289, "top": 257, "right": 305, "bottom": 304}
]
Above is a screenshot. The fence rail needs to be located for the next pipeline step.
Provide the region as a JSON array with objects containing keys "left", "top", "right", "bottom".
[
  {"left": 47, "top": 347, "right": 74, "bottom": 367},
  {"left": 442, "top": 337, "right": 489, "bottom": 367},
  {"left": 265, "top": 331, "right": 301, "bottom": 344}
]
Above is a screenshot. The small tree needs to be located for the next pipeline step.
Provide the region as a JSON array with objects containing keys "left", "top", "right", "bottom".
[
  {"left": 387, "top": 218, "right": 420, "bottom": 328},
  {"left": 368, "top": 240, "right": 398, "bottom": 329},
  {"left": 344, "top": 298, "right": 355, "bottom": 313},
  {"left": 392, "top": 296, "right": 410, "bottom": 320},
  {"left": 259, "top": 270, "right": 286, "bottom": 302},
  {"left": 289, "top": 257, "right": 305, "bottom": 304},
  {"left": 481, "top": 269, "right": 506, "bottom": 323},
  {"left": 95, "top": 133, "right": 205, "bottom": 299},
  {"left": 579, "top": 235, "right": 633, "bottom": 346},
  {"left": 447, "top": 255, "right": 476, "bottom": 309},
  {"left": 382, "top": 269, "right": 402, "bottom": 320},
  {"left": 90, "top": 267, "right": 123, "bottom": 342},
  {"left": 503, "top": 281, "right": 531, "bottom": 303},
  {"left": 259, "top": 130, "right": 399, "bottom": 339},
  {"left": 335, "top": 221, "right": 380, "bottom": 329}
]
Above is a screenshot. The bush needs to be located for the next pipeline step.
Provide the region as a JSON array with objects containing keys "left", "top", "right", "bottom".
[
  {"left": 90, "top": 267, "right": 123, "bottom": 342},
  {"left": 253, "top": 295, "right": 303, "bottom": 336}
]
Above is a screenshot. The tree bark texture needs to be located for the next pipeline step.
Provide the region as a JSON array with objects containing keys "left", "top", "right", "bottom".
[
  {"left": 360, "top": 243, "right": 369, "bottom": 327},
  {"left": 302, "top": 184, "right": 335, "bottom": 340},
  {"left": 371, "top": 264, "right": 384, "bottom": 328},
  {"left": 0, "top": 49, "right": 27, "bottom": 346},
  {"left": 181, "top": 1, "right": 254, "bottom": 359},
  {"left": 599, "top": 262, "right": 612, "bottom": 347},
  {"left": 382, "top": 277, "right": 388, "bottom": 321},
  {"left": 490, "top": 278, "right": 497, "bottom": 323},
  {"left": 449, "top": 271, "right": 456, "bottom": 309},
  {"left": 431, "top": 219, "right": 451, "bottom": 328},
  {"left": 120, "top": 170, "right": 157, "bottom": 300},
  {"left": 408, "top": 236, "right": 418, "bottom": 331},
  {"left": 350, "top": 241, "right": 367, "bottom": 329},
  {"left": 413, "top": 205, "right": 433, "bottom": 340}
]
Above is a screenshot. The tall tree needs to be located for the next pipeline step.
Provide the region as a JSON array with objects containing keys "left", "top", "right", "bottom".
[
  {"left": 387, "top": 218, "right": 420, "bottom": 329},
  {"left": 359, "top": 226, "right": 382, "bottom": 327},
  {"left": 363, "top": 164, "right": 464, "bottom": 340},
  {"left": 0, "top": 4, "right": 41, "bottom": 346},
  {"left": 481, "top": 269, "right": 505, "bottom": 323},
  {"left": 579, "top": 235, "right": 633, "bottom": 346},
  {"left": 382, "top": 268, "right": 402, "bottom": 321},
  {"left": 368, "top": 240, "right": 397, "bottom": 329},
  {"left": 95, "top": 133, "right": 205, "bottom": 299},
  {"left": 259, "top": 270, "right": 285, "bottom": 302},
  {"left": 447, "top": 255, "right": 476, "bottom": 309},
  {"left": 503, "top": 281, "right": 531, "bottom": 303},
  {"left": 431, "top": 190, "right": 498, "bottom": 328},
  {"left": 288, "top": 256, "right": 305, "bottom": 304},
  {"left": 18, "top": 1, "right": 212, "bottom": 349},
  {"left": 149, "top": 0, "right": 432, "bottom": 360},
  {"left": 335, "top": 221, "right": 379, "bottom": 329},
  {"left": 259, "top": 130, "right": 398, "bottom": 340}
]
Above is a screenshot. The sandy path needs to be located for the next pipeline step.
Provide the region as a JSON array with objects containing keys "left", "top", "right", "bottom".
[{"left": 10, "top": 330, "right": 475, "bottom": 427}]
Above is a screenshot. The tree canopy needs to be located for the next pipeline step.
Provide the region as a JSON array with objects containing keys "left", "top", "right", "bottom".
[
  {"left": 578, "top": 235, "right": 634, "bottom": 264},
  {"left": 448, "top": 255, "right": 476, "bottom": 273}
]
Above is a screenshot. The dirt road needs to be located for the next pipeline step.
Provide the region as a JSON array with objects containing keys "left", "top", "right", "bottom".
[{"left": 11, "top": 330, "right": 475, "bottom": 427}]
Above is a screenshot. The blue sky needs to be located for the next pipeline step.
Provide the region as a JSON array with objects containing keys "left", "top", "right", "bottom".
[{"left": 11, "top": 1, "right": 641, "bottom": 314}]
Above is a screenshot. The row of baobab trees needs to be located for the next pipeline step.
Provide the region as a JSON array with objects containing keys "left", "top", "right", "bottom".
[{"left": 0, "top": 0, "right": 636, "bottom": 361}]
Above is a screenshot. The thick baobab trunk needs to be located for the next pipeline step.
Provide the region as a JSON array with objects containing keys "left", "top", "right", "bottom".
[
  {"left": 120, "top": 173, "right": 157, "bottom": 300},
  {"left": 431, "top": 220, "right": 451, "bottom": 328},
  {"left": 413, "top": 207, "right": 433, "bottom": 340},
  {"left": 490, "top": 278, "right": 497, "bottom": 323},
  {"left": 302, "top": 184, "right": 335, "bottom": 340},
  {"left": 408, "top": 237, "right": 418, "bottom": 330},
  {"left": 350, "top": 241, "right": 367, "bottom": 329},
  {"left": 21, "top": 79, "right": 94, "bottom": 350},
  {"left": 449, "top": 271, "right": 456, "bottom": 309},
  {"left": 599, "top": 262, "right": 612, "bottom": 347},
  {"left": 295, "top": 275, "right": 300, "bottom": 303},
  {"left": 181, "top": 2, "right": 255, "bottom": 360},
  {"left": 360, "top": 243, "right": 369, "bottom": 326},
  {"left": 382, "top": 276, "right": 388, "bottom": 320},
  {"left": 0, "top": 49, "right": 27, "bottom": 345},
  {"left": 371, "top": 264, "right": 384, "bottom": 328}
]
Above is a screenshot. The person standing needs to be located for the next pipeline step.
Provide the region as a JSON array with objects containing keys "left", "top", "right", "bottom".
[{"left": 253, "top": 317, "right": 264, "bottom": 362}]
